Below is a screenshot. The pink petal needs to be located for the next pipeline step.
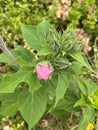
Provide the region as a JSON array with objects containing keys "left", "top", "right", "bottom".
[
  {"left": 41, "top": 64, "right": 53, "bottom": 75},
  {"left": 43, "top": 75, "right": 50, "bottom": 80},
  {"left": 36, "top": 64, "right": 42, "bottom": 74},
  {"left": 35, "top": 63, "right": 53, "bottom": 80}
]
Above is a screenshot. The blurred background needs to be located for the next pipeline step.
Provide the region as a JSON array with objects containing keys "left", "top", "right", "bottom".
[{"left": 0, "top": 0, "right": 98, "bottom": 47}]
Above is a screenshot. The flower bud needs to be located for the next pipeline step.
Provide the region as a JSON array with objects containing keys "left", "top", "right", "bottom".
[{"left": 35, "top": 62, "right": 53, "bottom": 80}]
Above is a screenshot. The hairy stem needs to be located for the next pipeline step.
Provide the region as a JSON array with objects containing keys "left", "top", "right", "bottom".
[{"left": 0, "top": 36, "right": 19, "bottom": 68}]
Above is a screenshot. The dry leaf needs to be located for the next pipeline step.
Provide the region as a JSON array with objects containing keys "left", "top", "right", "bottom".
[
  {"left": 76, "top": 28, "right": 92, "bottom": 53},
  {"left": 56, "top": 1, "right": 70, "bottom": 21}
]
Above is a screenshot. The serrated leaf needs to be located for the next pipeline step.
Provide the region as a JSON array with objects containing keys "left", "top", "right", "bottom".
[
  {"left": 19, "top": 87, "right": 47, "bottom": 130},
  {"left": 54, "top": 72, "right": 70, "bottom": 107},
  {"left": 70, "top": 52, "right": 94, "bottom": 72},
  {"left": 21, "top": 23, "right": 41, "bottom": 50},
  {"left": 0, "top": 66, "right": 41, "bottom": 93},
  {"left": 77, "top": 106, "right": 95, "bottom": 130}
]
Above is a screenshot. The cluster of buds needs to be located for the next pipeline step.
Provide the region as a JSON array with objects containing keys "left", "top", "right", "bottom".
[{"left": 56, "top": 0, "right": 71, "bottom": 21}]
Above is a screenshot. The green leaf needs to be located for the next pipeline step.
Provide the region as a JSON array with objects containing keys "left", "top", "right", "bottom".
[
  {"left": 0, "top": 86, "right": 47, "bottom": 130},
  {"left": 85, "top": 78, "right": 98, "bottom": 95},
  {"left": 44, "top": 77, "right": 58, "bottom": 106},
  {"left": 21, "top": 23, "right": 41, "bottom": 50},
  {"left": 0, "top": 53, "right": 11, "bottom": 63},
  {"left": 19, "top": 87, "right": 47, "bottom": 130},
  {"left": 37, "top": 43, "right": 52, "bottom": 56},
  {"left": 0, "top": 65, "right": 41, "bottom": 93},
  {"left": 37, "top": 19, "right": 53, "bottom": 43},
  {"left": 0, "top": 99, "right": 18, "bottom": 116},
  {"left": 55, "top": 93, "right": 78, "bottom": 111},
  {"left": 14, "top": 46, "right": 34, "bottom": 63},
  {"left": 75, "top": 78, "right": 98, "bottom": 108},
  {"left": 77, "top": 106, "right": 95, "bottom": 130},
  {"left": 54, "top": 72, "right": 70, "bottom": 107},
  {"left": 77, "top": 78, "right": 88, "bottom": 95},
  {"left": 88, "top": 88, "right": 98, "bottom": 109},
  {"left": 0, "top": 88, "right": 20, "bottom": 116},
  {"left": 0, "top": 46, "right": 34, "bottom": 64},
  {"left": 27, "top": 72, "right": 41, "bottom": 92},
  {"left": 70, "top": 61, "right": 83, "bottom": 74},
  {"left": 84, "top": 0, "right": 95, "bottom": 5},
  {"left": 74, "top": 94, "right": 90, "bottom": 107},
  {"left": 70, "top": 52, "right": 94, "bottom": 72},
  {"left": 77, "top": 77, "right": 98, "bottom": 95}
]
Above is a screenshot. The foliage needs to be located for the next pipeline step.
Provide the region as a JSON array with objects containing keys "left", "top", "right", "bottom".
[
  {"left": 0, "top": 116, "right": 26, "bottom": 130},
  {"left": 63, "top": 0, "right": 98, "bottom": 44},
  {"left": 0, "top": 20, "right": 98, "bottom": 130},
  {"left": 0, "top": 0, "right": 57, "bottom": 46}
]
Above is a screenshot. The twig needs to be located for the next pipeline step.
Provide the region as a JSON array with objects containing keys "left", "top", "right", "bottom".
[
  {"left": 0, "top": 36, "right": 19, "bottom": 68},
  {"left": 86, "top": 52, "right": 98, "bottom": 76},
  {"left": 70, "top": 124, "right": 78, "bottom": 130}
]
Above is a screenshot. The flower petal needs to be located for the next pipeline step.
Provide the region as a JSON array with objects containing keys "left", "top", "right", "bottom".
[{"left": 35, "top": 63, "right": 53, "bottom": 80}]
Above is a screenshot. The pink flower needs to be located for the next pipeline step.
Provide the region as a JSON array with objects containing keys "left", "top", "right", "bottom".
[{"left": 35, "top": 63, "right": 53, "bottom": 80}]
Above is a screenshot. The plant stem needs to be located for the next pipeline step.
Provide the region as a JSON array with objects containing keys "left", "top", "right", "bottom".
[
  {"left": 70, "top": 124, "right": 78, "bottom": 130},
  {"left": 0, "top": 36, "right": 19, "bottom": 68},
  {"left": 86, "top": 52, "right": 98, "bottom": 76}
]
